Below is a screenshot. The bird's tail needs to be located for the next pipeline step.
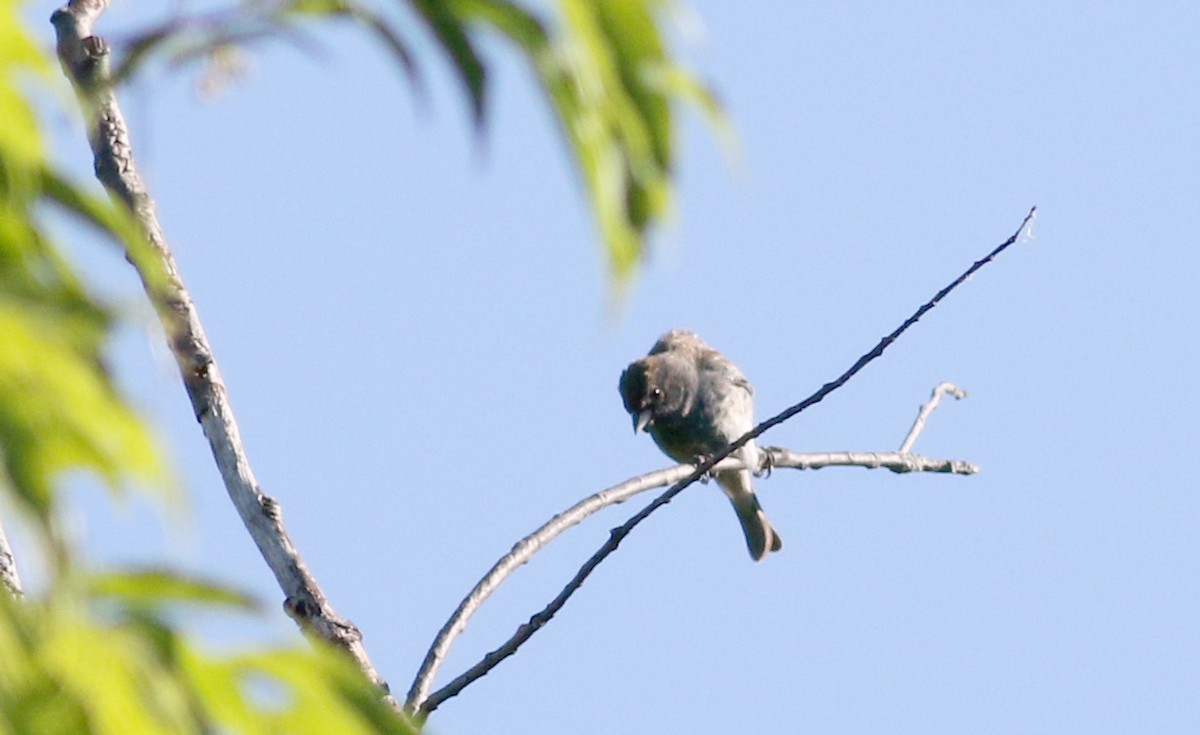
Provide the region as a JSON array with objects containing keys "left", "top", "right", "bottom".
[{"left": 716, "top": 470, "right": 783, "bottom": 561}]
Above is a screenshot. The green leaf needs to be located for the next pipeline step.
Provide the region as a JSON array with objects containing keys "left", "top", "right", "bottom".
[
  {"left": 87, "top": 569, "right": 259, "bottom": 612},
  {"left": 409, "top": 0, "right": 489, "bottom": 125},
  {"left": 184, "top": 647, "right": 417, "bottom": 735},
  {"left": 0, "top": 4, "right": 50, "bottom": 174},
  {"left": 457, "top": 0, "right": 721, "bottom": 279},
  {"left": 547, "top": 0, "right": 670, "bottom": 275},
  {"left": 83, "top": 0, "right": 728, "bottom": 281},
  {"left": 0, "top": 590, "right": 417, "bottom": 735},
  {"left": 310, "top": 0, "right": 721, "bottom": 278},
  {"left": 586, "top": 0, "right": 672, "bottom": 170},
  {"left": 283, "top": 0, "right": 424, "bottom": 91},
  {"left": 444, "top": 0, "right": 550, "bottom": 49},
  {"left": 42, "top": 617, "right": 197, "bottom": 733},
  {"left": 0, "top": 594, "right": 197, "bottom": 735},
  {"left": 0, "top": 578, "right": 420, "bottom": 735},
  {"left": 0, "top": 302, "right": 165, "bottom": 518},
  {"left": 0, "top": 9, "right": 169, "bottom": 526},
  {"left": 424, "top": 0, "right": 695, "bottom": 276}
]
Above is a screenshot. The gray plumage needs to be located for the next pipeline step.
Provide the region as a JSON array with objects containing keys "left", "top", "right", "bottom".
[{"left": 619, "top": 329, "right": 782, "bottom": 561}]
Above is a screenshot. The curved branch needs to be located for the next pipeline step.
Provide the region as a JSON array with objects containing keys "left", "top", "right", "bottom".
[
  {"left": 404, "top": 464, "right": 687, "bottom": 711},
  {"left": 51, "top": 0, "right": 393, "bottom": 703},
  {"left": 406, "top": 407, "right": 982, "bottom": 711},
  {"left": 409, "top": 446, "right": 977, "bottom": 712},
  {"left": 413, "top": 207, "right": 1036, "bottom": 715}
]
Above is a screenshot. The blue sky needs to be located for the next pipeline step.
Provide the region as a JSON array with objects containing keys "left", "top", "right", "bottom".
[{"left": 26, "top": 0, "right": 1200, "bottom": 732}]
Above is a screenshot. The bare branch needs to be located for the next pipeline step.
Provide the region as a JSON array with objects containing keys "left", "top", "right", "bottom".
[
  {"left": 898, "top": 381, "right": 967, "bottom": 453},
  {"left": 411, "top": 444, "right": 977, "bottom": 713},
  {"left": 415, "top": 208, "right": 1036, "bottom": 715},
  {"left": 404, "top": 465, "right": 685, "bottom": 711},
  {"left": 408, "top": 387, "right": 982, "bottom": 713},
  {"left": 51, "top": 0, "right": 393, "bottom": 704},
  {"left": 766, "top": 447, "right": 978, "bottom": 475},
  {"left": 0, "top": 521, "right": 23, "bottom": 597}
]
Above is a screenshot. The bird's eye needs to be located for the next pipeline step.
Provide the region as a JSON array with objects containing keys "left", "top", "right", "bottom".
[{"left": 650, "top": 387, "right": 663, "bottom": 400}]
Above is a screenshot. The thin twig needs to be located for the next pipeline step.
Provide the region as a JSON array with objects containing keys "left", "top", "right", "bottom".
[
  {"left": 50, "top": 0, "right": 393, "bottom": 703},
  {"left": 0, "top": 521, "right": 23, "bottom": 597},
  {"left": 898, "top": 381, "right": 967, "bottom": 453},
  {"left": 766, "top": 448, "right": 978, "bottom": 475},
  {"left": 416, "top": 206, "right": 1036, "bottom": 715},
  {"left": 403, "top": 437, "right": 974, "bottom": 710}
]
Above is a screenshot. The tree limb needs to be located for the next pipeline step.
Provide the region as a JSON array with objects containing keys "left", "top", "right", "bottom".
[
  {"left": 50, "top": 0, "right": 393, "bottom": 704},
  {"left": 0, "top": 521, "right": 22, "bottom": 597},
  {"left": 404, "top": 436, "right": 975, "bottom": 712},
  {"left": 412, "top": 207, "right": 1036, "bottom": 715}
]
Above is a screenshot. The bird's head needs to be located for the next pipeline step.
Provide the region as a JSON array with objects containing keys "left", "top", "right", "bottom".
[{"left": 618, "top": 354, "right": 697, "bottom": 433}]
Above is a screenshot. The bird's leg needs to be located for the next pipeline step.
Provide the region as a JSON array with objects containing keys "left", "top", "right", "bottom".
[{"left": 756, "top": 447, "right": 775, "bottom": 479}]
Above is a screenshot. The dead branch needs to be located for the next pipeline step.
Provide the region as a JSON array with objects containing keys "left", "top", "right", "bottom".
[
  {"left": 412, "top": 207, "right": 1036, "bottom": 715},
  {"left": 406, "top": 437, "right": 975, "bottom": 711}
]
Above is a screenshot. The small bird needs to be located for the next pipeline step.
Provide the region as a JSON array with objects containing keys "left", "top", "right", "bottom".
[{"left": 619, "top": 329, "right": 782, "bottom": 560}]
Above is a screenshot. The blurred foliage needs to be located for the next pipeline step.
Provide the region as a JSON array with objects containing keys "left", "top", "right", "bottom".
[
  {"left": 0, "top": 0, "right": 163, "bottom": 527},
  {"left": 0, "top": 572, "right": 416, "bottom": 735},
  {"left": 0, "top": 3, "right": 416, "bottom": 732},
  {"left": 119, "top": 0, "right": 726, "bottom": 280},
  {"left": 1, "top": 0, "right": 724, "bottom": 728}
]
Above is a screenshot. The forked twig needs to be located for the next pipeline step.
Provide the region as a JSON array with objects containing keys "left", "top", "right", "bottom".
[
  {"left": 404, "top": 429, "right": 975, "bottom": 709},
  {"left": 414, "top": 207, "right": 1036, "bottom": 715}
]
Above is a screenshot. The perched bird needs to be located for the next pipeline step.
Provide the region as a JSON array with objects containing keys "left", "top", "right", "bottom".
[{"left": 619, "top": 329, "right": 782, "bottom": 560}]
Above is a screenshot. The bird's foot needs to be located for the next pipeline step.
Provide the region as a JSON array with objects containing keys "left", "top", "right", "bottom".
[{"left": 756, "top": 447, "right": 775, "bottom": 479}]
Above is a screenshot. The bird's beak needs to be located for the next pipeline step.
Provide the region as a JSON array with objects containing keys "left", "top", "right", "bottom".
[{"left": 633, "top": 410, "right": 653, "bottom": 434}]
